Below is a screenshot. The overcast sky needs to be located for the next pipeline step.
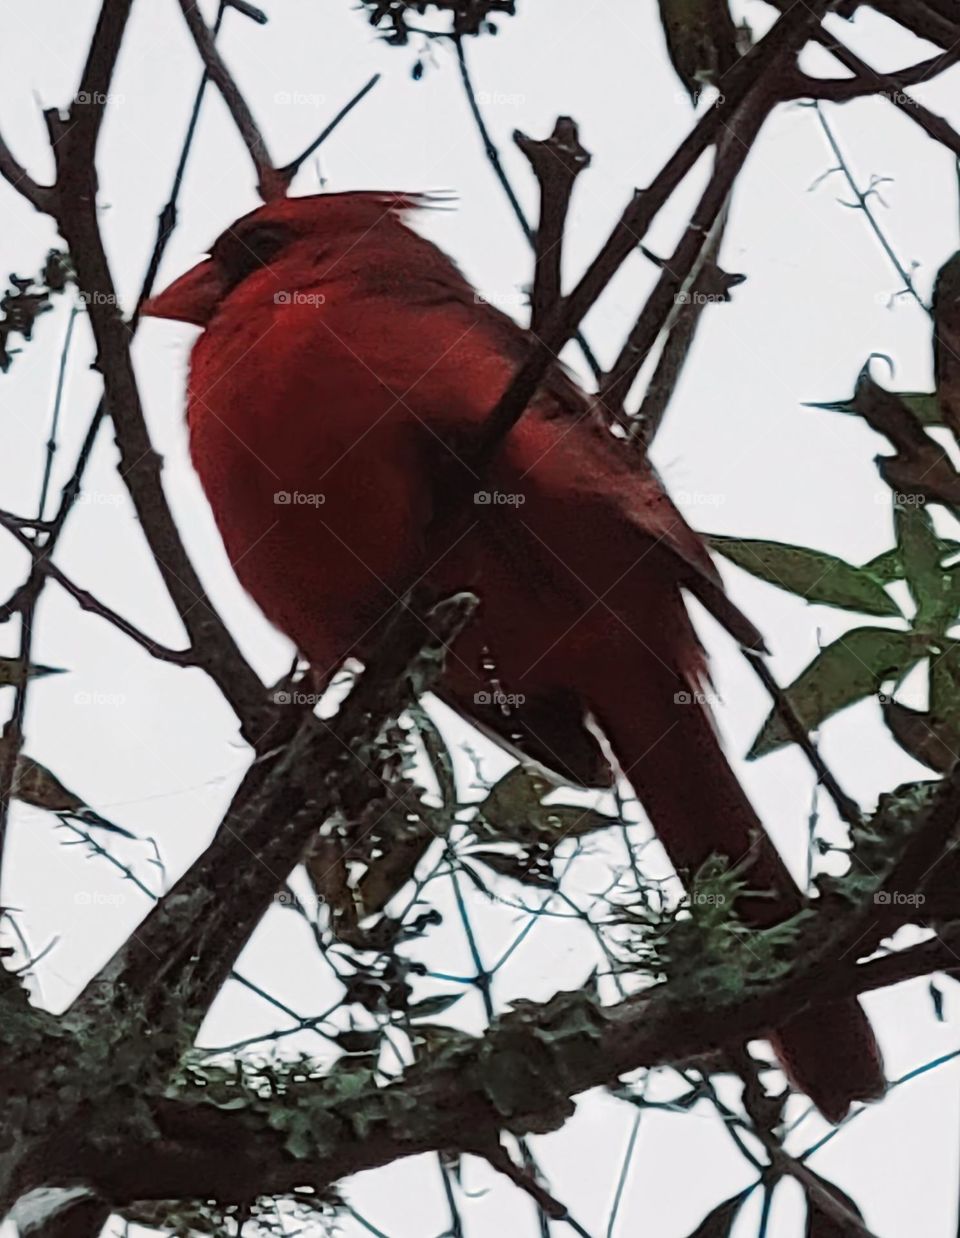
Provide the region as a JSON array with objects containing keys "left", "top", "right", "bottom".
[{"left": 2, "top": 2, "right": 960, "bottom": 1235}]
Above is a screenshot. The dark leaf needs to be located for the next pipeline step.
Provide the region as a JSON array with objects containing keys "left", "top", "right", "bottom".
[
  {"left": 657, "top": 0, "right": 740, "bottom": 100},
  {"left": 408, "top": 991, "right": 465, "bottom": 1019},
  {"left": 683, "top": 1189, "right": 750, "bottom": 1237},
  {"left": 803, "top": 1169, "right": 865, "bottom": 1237},
  {"left": 931, "top": 980, "right": 946, "bottom": 1022},
  {"left": 470, "top": 848, "right": 558, "bottom": 889},
  {"left": 883, "top": 699, "right": 957, "bottom": 774}
]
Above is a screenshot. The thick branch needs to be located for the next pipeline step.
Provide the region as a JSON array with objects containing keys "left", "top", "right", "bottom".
[
  {"left": 24, "top": 922, "right": 958, "bottom": 1208},
  {"left": 513, "top": 117, "right": 591, "bottom": 333},
  {"left": 788, "top": 49, "right": 959, "bottom": 102}
]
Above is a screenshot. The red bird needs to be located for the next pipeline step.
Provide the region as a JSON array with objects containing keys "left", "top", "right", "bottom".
[{"left": 145, "top": 191, "right": 884, "bottom": 1122}]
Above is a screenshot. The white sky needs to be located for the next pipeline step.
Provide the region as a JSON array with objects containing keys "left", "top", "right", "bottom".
[{"left": 1, "top": 1, "right": 960, "bottom": 1235}]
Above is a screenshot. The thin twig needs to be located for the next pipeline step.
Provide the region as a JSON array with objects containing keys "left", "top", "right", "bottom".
[
  {"left": 483, "top": 1141, "right": 596, "bottom": 1238},
  {"left": 600, "top": 96, "right": 770, "bottom": 424},
  {"left": 788, "top": 49, "right": 960, "bottom": 103},
  {"left": 810, "top": 31, "right": 960, "bottom": 160},
  {"left": 632, "top": 196, "right": 734, "bottom": 442},
  {"left": 277, "top": 73, "right": 382, "bottom": 184},
  {"left": 745, "top": 651, "right": 863, "bottom": 830},
  {"left": 813, "top": 102, "right": 929, "bottom": 314},
  {"left": 175, "top": 0, "right": 281, "bottom": 199}
]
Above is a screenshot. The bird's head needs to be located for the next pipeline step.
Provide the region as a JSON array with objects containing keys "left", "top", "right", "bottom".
[{"left": 142, "top": 191, "right": 444, "bottom": 326}]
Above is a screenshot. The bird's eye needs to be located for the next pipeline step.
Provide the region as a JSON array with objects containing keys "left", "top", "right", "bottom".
[{"left": 212, "top": 222, "right": 295, "bottom": 288}]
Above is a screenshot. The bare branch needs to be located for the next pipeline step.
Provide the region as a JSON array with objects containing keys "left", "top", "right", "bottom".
[
  {"left": 21, "top": 918, "right": 960, "bottom": 1210},
  {"left": 513, "top": 117, "right": 591, "bottom": 334},
  {"left": 599, "top": 95, "right": 770, "bottom": 422},
  {"left": 277, "top": 73, "right": 382, "bottom": 184},
  {"left": 0, "top": 133, "right": 55, "bottom": 213},
  {"left": 811, "top": 31, "right": 960, "bottom": 159},
  {"left": 175, "top": 0, "right": 283, "bottom": 200},
  {"left": 477, "top": 0, "right": 839, "bottom": 457}
]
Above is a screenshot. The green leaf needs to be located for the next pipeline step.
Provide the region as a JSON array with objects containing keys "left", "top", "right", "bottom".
[
  {"left": 478, "top": 766, "right": 612, "bottom": 846},
  {"left": 861, "top": 547, "right": 904, "bottom": 581},
  {"left": 750, "top": 627, "right": 921, "bottom": 758},
  {"left": 709, "top": 536, "right": 900, "bottom": 618},
  {"left": 901, "top": 392, "right": 942, "bottom": 426},
  {"left": 895, "top": 501, "right": 954, "bottom": 631}
]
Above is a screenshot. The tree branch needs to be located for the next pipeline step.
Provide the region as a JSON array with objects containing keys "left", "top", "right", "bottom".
[
  {"left": 20, "top": 916, "right": 958, "bottom": 1209},
  {"left": 175, "top": 0, "right": 283, "bottom": 200}
]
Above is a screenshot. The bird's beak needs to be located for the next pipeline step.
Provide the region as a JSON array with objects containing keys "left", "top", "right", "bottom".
[{"left": 141, "top": 258, "right": 224, "bottom": 326}]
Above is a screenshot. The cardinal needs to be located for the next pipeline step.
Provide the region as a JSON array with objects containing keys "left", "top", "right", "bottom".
[{"left": 145, "top": 191, "right": 884, "bottom": 1122}]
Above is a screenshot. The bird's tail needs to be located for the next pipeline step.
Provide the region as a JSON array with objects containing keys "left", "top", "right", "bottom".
[{"left": 594, "top": 639, "right": 884, "bottom": 1122}]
